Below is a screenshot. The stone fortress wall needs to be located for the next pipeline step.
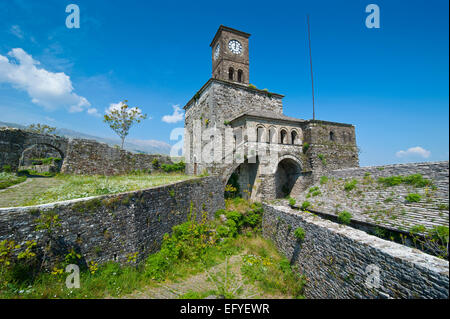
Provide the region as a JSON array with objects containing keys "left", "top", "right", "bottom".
[
  {"left": 0, "top": 128, "right": 172, "bottom": 175},
  {"left": 0, "top": 177, "right": 224, "bottom": 266},
  {"left": 262, "top": 204, "right": 449, "bottom": 299}
]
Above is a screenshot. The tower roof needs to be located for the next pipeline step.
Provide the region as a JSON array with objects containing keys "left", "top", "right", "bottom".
[{"left": 210, "top": 25, "right": 251, "bottom": 47}]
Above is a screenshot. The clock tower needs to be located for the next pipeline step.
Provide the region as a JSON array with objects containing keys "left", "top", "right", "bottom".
[{"left": 210, "top": 25, "right": 250, "bottom": 85}]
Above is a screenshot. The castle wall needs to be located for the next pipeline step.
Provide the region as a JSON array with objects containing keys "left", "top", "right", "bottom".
[
  {"left": 0, "top": 176, "right": 224, "bottom": 267},
  {"left": 0, "top": 128, "right": 171, "bottom": 175},
  {"left": 262, "top": 204, "right": 449, "bottom": 299}
]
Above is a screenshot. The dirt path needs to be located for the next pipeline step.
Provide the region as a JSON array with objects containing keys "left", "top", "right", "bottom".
[
  {"left": 0, "top": 177, "right": 62, "bottom": 208},
  {"left": 120, "top": 253, "right": 290, "bottom": 299}
]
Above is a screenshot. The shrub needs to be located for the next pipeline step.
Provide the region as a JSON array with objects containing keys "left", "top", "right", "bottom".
[
  {"left": 288, "top": 197, "right": 296, "bottom": 207},
  {"left": 338, "top": 211, "right": 352, "bottom": 225},
  {"left": 301, "top": 201, "right": 311, "bottom": 211},
  {"left": 318, "top": 154, "right": 326, "bottom": 165},
  {"left": 2, "top": 165, "right": 11, "bottom": 173},
  {"left": 320, "top": 176, "right": 328, "bottom": 185},
  {"left": 405, "top": 193, "right": 421, "bottom": 203},
  {"left": 160, "top": 161, "right": 185, "bottom": 173},
  {"left": 294, "top": 227, "right": 305, "bottom": 241},
  {"left": 377, "top": 174, "right": 433, "bottom": 188},
  {"left": 344, "top": 179, "right": 357, "bottom": 191},
  {"left": 248, "top": 84, "right": 257, "bottom": 89},
  {"left": 151, "top": 158, "right": 160, "bottom": 169},
  {"left": 302, "top": 143, "right": 309, "bottom": 154}
]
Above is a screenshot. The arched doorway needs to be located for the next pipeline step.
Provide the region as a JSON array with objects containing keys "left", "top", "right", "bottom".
[
  {"left": 224, "top": 157, "right": 259, "bottom": 200},
  {"left": 19, "top": 143, "right": 64, "bottom": 174},
  {"left": 275, "top": 157, "right": 301, "bottom": 198}
]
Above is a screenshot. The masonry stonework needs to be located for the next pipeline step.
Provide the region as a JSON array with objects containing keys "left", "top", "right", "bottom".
[
  {"left": 0, "top": 177, "right": 224, "bottom": 266},
  {"left": 0, "top": 128, "right": 171, "bottom": 175},
  {"left": 183, "top": 26, "right": 359, "bottom": 200},
  {"left": 262, "top": 204, "right": 449, "bottom": 299}
]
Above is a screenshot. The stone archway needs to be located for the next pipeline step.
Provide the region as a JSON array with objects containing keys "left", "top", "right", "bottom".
[
  {"left": 274, "top": 156, "right": 302, "bottom": 198},
  {"left": 19, "top": 142, "right": 66, "bottom": 174},
  {"left": 224, "top": 157, "right": 260, "bottom": 200}
]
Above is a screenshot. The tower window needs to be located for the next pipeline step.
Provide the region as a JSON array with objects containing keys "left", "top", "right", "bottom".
[
  {"left": 229, "top": 67, "right": 234, "bottom": 81},
  {"left": 280, "top": 130, "right": 287, "bottom": 144},
  {"left": 237, "top": 69, "right": 243, "bottom": 83},
  {"left": 291, "top": 131, "right": 298, "bottom": 145}
]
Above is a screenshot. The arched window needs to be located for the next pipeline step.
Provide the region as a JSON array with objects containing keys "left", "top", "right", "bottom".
[
  {"left": 257, "top": 126, "right": 265, "bottom": 143},
  {"left": 229, "top": 67, "right": 234, "bottom": 81},
  {"left": 280, "top": 129, "right": 287, "bottom": 144},
  {"left": 237, "top": 70, "right": 243, "bottom": 83},
  {"left": 269, "top": 127, "right": 276, "bottom": 144},
  {"left": 329, "top": 131, "right": 335, "bottom": 141},
  {"left": 291, "top": 131, "right": 298, "bottom": 145}
]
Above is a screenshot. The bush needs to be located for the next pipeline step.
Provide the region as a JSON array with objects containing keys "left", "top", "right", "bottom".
[
  {"left": 378, "top": 174, "right": 433, "bottom": 188},
  {"left": 338, "top": 211, "right": 352, "bottom": 225},
  {"left": 405, "top": 193, "right": 421, "bottom": 203},
  {"left": 302, "top": 143, "right": 309, "bottom": 154},
  {"left": 301, "top": 201, "right": 311, "bottom": 211},
  {"left": 288, "top": 197, "right": 296, "bottom": 207},
  {"left": 294, "top": 227, "right": 305, "bottom": 241},
  {"left": 320, "top": 176, "right": 328, "bottom": 185},
  {"left": 160, "top": 161, "right": 185, "bottom": 173},
  {"left": 344, "top": 179, "right": 357, "bottom": 191},
  {"left": 2, "top": 165, "right": 11, "bottom": 173}
]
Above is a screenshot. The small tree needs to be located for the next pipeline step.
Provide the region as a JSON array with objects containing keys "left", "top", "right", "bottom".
[
  {"left": 103, "top": 100, "right": 147, "bottom": 149},
  {"left": 27, "top": 123, "right": 56, "bottom": 134}
]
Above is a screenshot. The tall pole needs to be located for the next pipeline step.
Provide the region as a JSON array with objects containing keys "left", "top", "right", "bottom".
[{"left": 307, "top": 14, "right": 315, "bottom": 121}]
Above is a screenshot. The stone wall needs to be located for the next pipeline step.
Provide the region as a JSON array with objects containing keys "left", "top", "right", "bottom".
[
  {"left": 327, "top": 161, "right": 448, "bottom": 181},
  {"left": 262, "top": 204, "right": 449, "bottom": 299},
  {"left": 294, "top": 161, "right": 449, "bottom": 233},
  {"left": 61, "top": 138, "right": 172, "bottom": 175},
  {"left": 0, "top": 128, "right": 171, "bottom": 175},
  {"left": 0, "top": 177, "right": 224, "bottom": 266}
]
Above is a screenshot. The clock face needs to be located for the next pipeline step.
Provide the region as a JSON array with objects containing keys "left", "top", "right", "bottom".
[
  {"left": 214, "top": 44, "right": 220, "bottom": 60},
  {"left": 228, "top": 39, "right": 242, "bottom": 54}
]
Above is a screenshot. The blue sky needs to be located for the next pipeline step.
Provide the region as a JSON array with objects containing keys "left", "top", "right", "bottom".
[{"left": 0, "top": 0, "right": 448, "bottom": 166}]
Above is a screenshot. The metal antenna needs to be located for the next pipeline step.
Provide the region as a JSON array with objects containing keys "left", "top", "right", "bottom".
[{"left": 307, "top": 14, "right": 315, "bottom": 121}]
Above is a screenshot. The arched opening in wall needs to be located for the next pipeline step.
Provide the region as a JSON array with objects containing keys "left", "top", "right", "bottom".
[
  {"left": 229, "top": 67, "right": 234, "bottom": 81},
  {"left": 275, "top": 158, "right": 301, "bottom": 198},
  {"left": 269, "top": 127, "right": 276, "bottom": 144},
  {"left": 224, "top": 158, "right": 259, "bottom": 200},
  {"left": 257, "top": 126, "right": 265, "bottom": 143},
  {"left": 280, "top": 129, "right": 288, "bottom": 144},
  {"left": 19, "top": 144, "right": 64, "bottom": 176},
  {"left": 237, "top": 69, "right": 243, "bottom": 83},
  {"left": 291, "top": 131, "right": 298, "bottom": 145},
  {"left": 329, "top": 131, "right": 335, "bottom": 141}
]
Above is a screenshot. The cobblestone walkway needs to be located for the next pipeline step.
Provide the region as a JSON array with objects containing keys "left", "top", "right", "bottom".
[{"left": 0, "top": 177, "right": 63, "bottom": 208}]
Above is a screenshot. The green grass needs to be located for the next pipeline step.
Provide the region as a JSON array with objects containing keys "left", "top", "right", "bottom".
[
  {"left": 377, "top": 174, "right": 433, "bottom": 188},
  {"left": 0, "top": 172, "right": 27, "bottom": 190},
  {"left": 405, "top": 193, "right": 421, "bottom": 203},
  {"left": 23, "top": 173, "right": 193, "bottom": 206}
]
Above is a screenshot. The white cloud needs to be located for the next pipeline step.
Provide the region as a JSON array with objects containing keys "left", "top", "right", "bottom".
[
  {"left": 87, "top": 108, "right": 101, "bottom": 117},
  {"left": 162, "top": 104, "right": 184, "bottom": 123},
  {"left": 10, "top": 25, "right": 24, "bottom": 39},
  {"left": 0, "top": 48, "right": 92, "bottom": 115},
  {"left": 396, "top": 146, "right": 431, "bottom": 159}
]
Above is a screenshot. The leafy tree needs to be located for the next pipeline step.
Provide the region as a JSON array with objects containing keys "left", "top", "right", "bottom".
[
  {"left": 27, "top": 123, "right": 56, "bottom": 134},
  {"left": 103, "top": 100, "right": 147, "bottom": 149}
]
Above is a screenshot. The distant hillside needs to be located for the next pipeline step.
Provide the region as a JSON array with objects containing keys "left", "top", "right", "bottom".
[{"left": 0, "top": 121, "right": 171, "bottom": 155}]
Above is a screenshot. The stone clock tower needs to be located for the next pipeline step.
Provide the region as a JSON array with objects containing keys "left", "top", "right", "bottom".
[{"left": 210, "top": 25, "right": 250, "bottom": 85}]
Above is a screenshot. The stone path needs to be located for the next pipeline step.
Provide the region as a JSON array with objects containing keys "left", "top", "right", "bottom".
[
  {"left": 0, "top": 177, "right": 63, "bottom": 208},
  {"left": 118, "top": 253, "right": 289, "bottom": 299}
]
